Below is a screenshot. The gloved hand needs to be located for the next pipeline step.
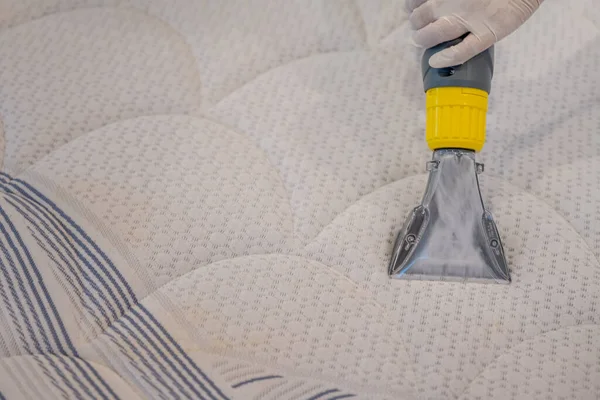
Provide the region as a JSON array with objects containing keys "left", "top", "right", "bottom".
[{"left": 406, "top": 0, "right": 544, "bottom": 68}]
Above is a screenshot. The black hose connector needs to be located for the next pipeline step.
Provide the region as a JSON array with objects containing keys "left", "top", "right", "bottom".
[{"left": 422, "top": 35, "right": 495, "bottom": 94}]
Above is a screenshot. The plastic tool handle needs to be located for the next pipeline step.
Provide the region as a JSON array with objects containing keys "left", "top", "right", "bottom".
[
  {"left": 421, "top": 35, "right": 494, "bottom": 94},
  {"left": 420, "top": 35, "right": 495, "bottom": 152}
]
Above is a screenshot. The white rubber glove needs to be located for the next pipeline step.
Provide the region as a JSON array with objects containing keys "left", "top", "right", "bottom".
[{"left": 406, "top": 0, "right": 544, "bottom": 68}]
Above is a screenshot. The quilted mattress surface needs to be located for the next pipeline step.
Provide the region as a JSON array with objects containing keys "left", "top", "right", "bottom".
[{"left": 0, "top": 1, "right": 599, "bottom": 399}]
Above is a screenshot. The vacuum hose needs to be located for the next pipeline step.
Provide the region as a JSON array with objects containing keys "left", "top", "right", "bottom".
[{"left": 421, "top": 36, "right": 494, "bottom": 152}]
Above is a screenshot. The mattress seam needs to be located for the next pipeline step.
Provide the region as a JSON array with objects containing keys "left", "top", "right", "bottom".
[
  {"left": 132, "top": 252, "right": 420, "bottom": 396},
  {"left": 115, "top": 5, "right": 204, "bottom": 110},
  {"left": 0, "top": 3, "right": 123, "bottom": 36},
  {"left": 196, "top": 114, "right": 298, "bottom": 243},
  {"left": 135, "top": 253, "right": 382, "bottom": 308},
  {"left": 483, "top": 172, "right": 600, "bottom": 269},
  {"left": 15, "top": 112, "right": 190, "bottom": 176},
  {"left": 301, "top": 168, "right": 600, "bottom": 271},
  {"left": 17, "top": 111, "right": 297, "bottom": 245},
  {"left": 210, "top": 50, "right": 369, "bottom": 109},
  {"left": 0, "top": 5, "right": 205, "bottom": 175}
]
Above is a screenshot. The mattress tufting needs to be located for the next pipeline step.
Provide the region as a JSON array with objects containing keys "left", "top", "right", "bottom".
[{"left": 0, "top": 0, "right": 599, "bottom": 399}]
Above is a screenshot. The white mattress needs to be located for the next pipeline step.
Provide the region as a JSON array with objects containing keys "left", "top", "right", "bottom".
[{"left": 0, "top": 1, "right": 599, "bottom": 399}]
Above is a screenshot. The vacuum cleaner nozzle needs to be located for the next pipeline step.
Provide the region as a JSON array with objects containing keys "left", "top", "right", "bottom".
[
  {"left": 387, "top": 36, "right": 510, "bottom": 284},
  {"left": 388, "top": 149, "right": 510, "bottom": 284}
]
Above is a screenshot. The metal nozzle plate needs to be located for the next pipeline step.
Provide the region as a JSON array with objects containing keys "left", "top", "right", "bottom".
[{"left": 388, "top": 149, "right": 510, "bottom": 284}]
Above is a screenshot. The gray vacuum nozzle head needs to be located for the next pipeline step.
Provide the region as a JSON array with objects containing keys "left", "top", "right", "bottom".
[{"left": 388, "top": 149, "right": 510, "bottom": 284}]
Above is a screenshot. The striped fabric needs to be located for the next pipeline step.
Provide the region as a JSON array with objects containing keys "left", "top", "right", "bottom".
[
  {"left": 0, "top": 173, "right": 358, "bottom": 399},
  {"left": 0, "top": 173, "right": 230, "bottom": 399}
]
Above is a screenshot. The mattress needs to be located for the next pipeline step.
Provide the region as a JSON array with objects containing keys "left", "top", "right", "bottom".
[{"left": 0, "top": 0, "right": 599, "bottom": 399}]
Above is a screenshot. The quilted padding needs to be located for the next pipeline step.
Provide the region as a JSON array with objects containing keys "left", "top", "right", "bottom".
[{"left": 0, "top": 0, "right": 599, "bottom": 399}]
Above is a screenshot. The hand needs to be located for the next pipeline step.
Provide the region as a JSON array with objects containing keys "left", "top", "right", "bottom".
[{"left": 406, "top": 0, "right": 544, "bottom": 68}]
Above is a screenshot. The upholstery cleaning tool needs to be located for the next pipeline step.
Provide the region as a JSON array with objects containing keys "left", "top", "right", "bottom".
[{"left": 388, "top": 37, "right": 510, "bottom": 284}]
